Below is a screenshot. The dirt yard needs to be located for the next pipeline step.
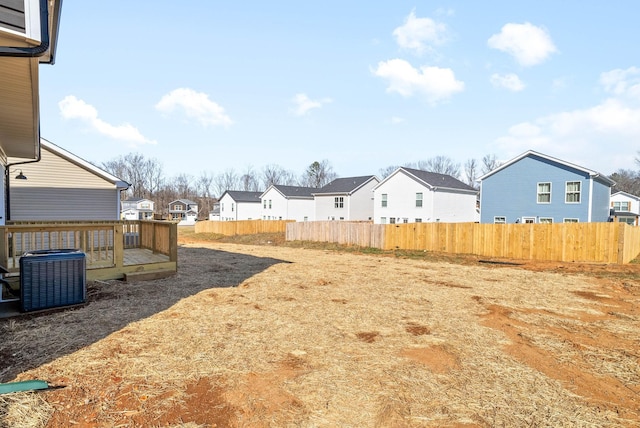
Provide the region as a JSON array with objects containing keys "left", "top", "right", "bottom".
[{"left": 1, "top": 232, "right": 640, "bottom": 427}]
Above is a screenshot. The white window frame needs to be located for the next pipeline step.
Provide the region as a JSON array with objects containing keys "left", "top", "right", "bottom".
[
  {"left": 565, "top": 181, "right": 581, "bottom": 204},
  {"left": 563, "top": 218, "right": 579, "bottom": 223},
  {"left": 613, "top": 201, "right": 630, "bottom": 211},
  {"left": 381, "top": 194, "right": 387, "bottom": 207},
  {"left": 334, "top": 196, "right": 344, "bottom": 208},
  {"left": 416, "top": 193, "right": 423, "bottom": 208},
  {"left": 415, "top": 218, "right": 422, "bottom": 223},
  {"left": 539, "top": 217, "right": 553, "bottom": 224},
  {"left": 537, "top": 182, "right": 551, "bottom": 204},
  {"left": 380, "top": 217, "right": 387, "bottom": 224},
  {"left": 494, "top": 216, "right": 506, "bottom": 224}
]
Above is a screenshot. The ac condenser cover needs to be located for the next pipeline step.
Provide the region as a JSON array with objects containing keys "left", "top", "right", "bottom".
[{"left": 20, "top": 249, "right": 86, "bottom": 312}]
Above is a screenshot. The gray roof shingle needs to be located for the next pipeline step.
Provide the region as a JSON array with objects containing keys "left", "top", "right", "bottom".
[
  {"left": 313, "top": 175, "right": 377, "bottom": 194},
  {"left": 402, "top": 167, "right": 476, "bottom": 192}
]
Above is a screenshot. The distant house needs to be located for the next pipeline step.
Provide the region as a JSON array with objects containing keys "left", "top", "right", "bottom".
[
  {"left": 610, "top": 191, "right": 640, "bottom": 225},
  {"left": 373, "top": 167, "right": 477, "bottom": 224},
  {"left": 168, "top": 199, "right": 198, "bottom": 225},
  {"left": 478, "top": 150, "right": 616, "bottom": 224},
  {"left": 208, "top": 201, "right": 221, "bottom": 221},
  {"left": 313, "top": 176, "right": 380, "bottom": 221},
  {"left": 261, "top": 185, "right": 315, "bottom": 221},
  {"left": 121, "top": 198, "right": 154, "bottom": 220},
  {"left": 9, "top": 138, "right": 129, "bottom": 221},
  {"left": 218, "top": 191, "right": 262, "bottom": 221}
]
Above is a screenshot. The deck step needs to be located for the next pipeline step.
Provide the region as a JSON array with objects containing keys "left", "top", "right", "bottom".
[{"left": 124, "top": 270, "right": 176, "bottom": 282}]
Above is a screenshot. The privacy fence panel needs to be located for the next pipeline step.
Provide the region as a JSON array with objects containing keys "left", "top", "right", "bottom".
[
  {"left": 285, "top": 221, "right": 640, "bottom": 264},
  {"left": 195, "top": 220, "right": 293, "bottom": 236}
]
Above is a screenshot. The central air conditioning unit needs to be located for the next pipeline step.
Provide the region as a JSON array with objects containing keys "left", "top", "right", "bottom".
[{"left": 20, "top": 249, "right": 86, "bottom": 312}]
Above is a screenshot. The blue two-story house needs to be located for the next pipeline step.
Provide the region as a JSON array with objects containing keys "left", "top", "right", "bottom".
[{"left": 478, "top": 151, "right": 616, "bottom": 224}]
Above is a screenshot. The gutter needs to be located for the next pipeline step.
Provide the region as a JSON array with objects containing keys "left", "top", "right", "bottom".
[{"left": 0, "top": 0, "right": 51, "bottom": 58}]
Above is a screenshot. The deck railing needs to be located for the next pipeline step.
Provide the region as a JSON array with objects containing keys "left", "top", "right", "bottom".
[{"left": 0, "top": 220, "right": 177, "bottom": 275}]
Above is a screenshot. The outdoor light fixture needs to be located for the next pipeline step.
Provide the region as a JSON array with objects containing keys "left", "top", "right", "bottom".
[{"left": 14, "top": 170, "right": 27, "bottom": 180}]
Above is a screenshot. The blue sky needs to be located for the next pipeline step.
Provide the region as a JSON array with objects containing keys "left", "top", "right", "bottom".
[{"left": 39, "top": 1, "right": 640, "bottom": 182}]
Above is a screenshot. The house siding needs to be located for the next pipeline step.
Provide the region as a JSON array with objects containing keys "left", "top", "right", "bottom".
[
  {"left": 591, "top": 179, "right": 612, "bottom": 222},
  {"left": 15, "top": 145, "right": 116, "bottom": 189},
  {"left": 0, "top": 0, "right": 25, "bottom": 33},
  {"left": 347, "top": 179, "right": 377, "bottom": 221},
  {"left": 480, "top": 154, "right": 601, "bottom": 223},
  {"left": 432, "top": 189, "right": 477, "bottom": 222},
  {"left": 9, "top": 142, "right": 124, "bottom": 221},
  {"left": 12, "top": 188, "right": 119, "bottom": 220},
  {"left": 374, "top": 172, "right": 436, "bottom": 223}
]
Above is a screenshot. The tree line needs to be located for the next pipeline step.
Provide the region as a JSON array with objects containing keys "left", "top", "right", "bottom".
[{"left": 102, "top": 152, "right": 640, "bottom": 219}]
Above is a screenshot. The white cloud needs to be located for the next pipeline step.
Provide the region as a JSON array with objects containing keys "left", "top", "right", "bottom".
[
  {"left": 391, "top": 116, "right": 406, "bottom": 124},
  {"left": 488, "top": 22, "right": 557, "bottom": 67},
  {"left": 290, "top": 93, "right": 332, "bottom": 116},
  {"left": 599, "top": 67, "right": 640, "bottom": 99},
  {"left": 372, "top": 58, "right": 464, "bottom": 104},
  {"left": 59, "top": 95, "right": 157, "bottom": 146},
  {"left": 490, "top": 73, "right": 525, "bottom": 91},
  {"left": 494, "top": 97, "right": 640, "bottom": 171},
  {"left": 155, "top": 88, "right": 232, "bottom": 127},
  {"left": 392, "top": 10, "right": 448, "bottom": 55}
]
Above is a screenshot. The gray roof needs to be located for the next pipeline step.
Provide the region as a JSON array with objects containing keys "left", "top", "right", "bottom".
[
  {"left": 272, "top": 185, "right": 316, "bottom": 198},
  {"left": 313, "top": 176, "right": 378, "bottom": 195},
  {"left": 402, "top": 167, "right": 477, "bottom": 192},
  {"left": 222, "top": 191, "right": 262, "bottom": 203}
]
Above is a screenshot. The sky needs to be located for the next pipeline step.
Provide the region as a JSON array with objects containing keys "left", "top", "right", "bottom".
[{"left": 38, "top": 1, "right": 640, "bottom": 183}]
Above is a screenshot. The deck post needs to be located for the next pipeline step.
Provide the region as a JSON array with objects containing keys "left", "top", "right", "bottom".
[{"left": 114, "top": 222, "right": 124, "bottom": 270}]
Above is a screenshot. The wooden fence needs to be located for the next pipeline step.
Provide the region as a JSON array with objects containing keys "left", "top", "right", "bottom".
[
  {"left": 286, "top": 221, "right": 640, "bottom": 264},
  {"left": 195, "top": 220, "right": 293, "bottom": 236}
]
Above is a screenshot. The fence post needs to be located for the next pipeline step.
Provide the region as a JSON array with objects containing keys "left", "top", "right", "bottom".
[{"left": 617, "top": 222, "right": 626, "bottom": 264}]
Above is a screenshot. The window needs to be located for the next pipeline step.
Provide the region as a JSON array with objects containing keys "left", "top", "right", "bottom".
[
  {"left": 416, "top": 193, "right": 423, "bottom": 207},
  {"left": 269, "top": 200, "right": 272, "bottom": 209},
  {"left": 415, "top": 218, "right": 422, "bottom": 223},
  {"left": 537, "top": 182, "right": 551, "bottom": 203},
  {"left": 381, "top": 217, "right": 387, "bottom": 224},
  {"left": 381, "top": 194, "right": 387, "bottom": 207},
  {"left": 563, "top": 218, "right": 579, "bottom": 223},
  {"left": 494, "top": 216, "right": 506, "bottom": 224},
  {"left": 334, "top": 196, "right": 344, "bottom": 208},
  {"left": 613, "top": 201, "right": 631, "bottom": 211},
  {"left": 402, "top": 218, "right": 408, "bottom": 223},
  {"left": 221, "top": 203, "right": 224, "bottom": 211},
  {"left": 390, "top": 217, "right": 396, "bottom": 224},
  {"left": 566, "top": 181, "right": 581, "bottom": 203},
  {"left": 263, "top": 199, "right": 266, "bottom": 209},
  {"left": 231, "top": 203, "right": 234, "bottom": 212},
  {"left": 539, "top": 217, "right": 553, "bottom": 224}
]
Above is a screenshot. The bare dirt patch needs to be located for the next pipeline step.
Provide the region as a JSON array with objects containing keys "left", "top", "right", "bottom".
[{"left": 1, "top": 232, "right": 640, "bottom": 427}]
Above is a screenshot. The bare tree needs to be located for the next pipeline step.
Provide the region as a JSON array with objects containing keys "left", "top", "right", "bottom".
[
  {"left": 261, "top": 164, "right": 297, "bottom": 188},
  {"left": 481, "top": 154, "right": 501, "bottom": 175},
  {"left": 214, "top": 169, "right": 239, "bottom": 197},
  {"left": 610, "top": 169, "right": 640, "bottom": 195},
  {"left": 415, "top": 156, "right": 460, "bottom": 178},
  {"left": 102, "top": 153, "right": 165, "bottom": 199},
  {"left": 378, "top": 165, "right": 399, "bottom": 179},
  {"left": 173, "top": 173, "right": 194, "bottom": 200},
  {"left": 464, "top": 158, "right": 479, "bottom": 188},
  {"left": 302, "top": 160, "right": 338, "bottom": 188},
  {"left": 240, "top": 166, "right": 260, "bottom": 191},
  {"left": 194, "top": 171, "right": 215, "bottom": 218}
]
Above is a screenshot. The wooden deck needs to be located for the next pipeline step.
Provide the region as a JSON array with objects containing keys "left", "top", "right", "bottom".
[{"left": 0, "top": 247, "right": 175, "bottom": 318}]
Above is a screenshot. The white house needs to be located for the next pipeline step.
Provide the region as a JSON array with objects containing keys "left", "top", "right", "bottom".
[
  {"left": 313, "top": 176, "right": 379, "bottom": 221},
  {"left": 9, "top": 138, "right": 129, "bottom": 221},
  {"left": 208, "top": 201, "right": 220, "bottom": 221},
  {"left": 373, "top": 167, "right": 477, "bottom": 224},
  {"left": 610, "top": 191, "right": 640, "bottom": 225},
  {"left": 219, "top": 191, "right": 262, "bottom": 221},
  {"left": 121, "top": 198, "right": 154, "bottom": 220},
  {"left": 261, "top": 185, "right": 315, "bottom": 221}
]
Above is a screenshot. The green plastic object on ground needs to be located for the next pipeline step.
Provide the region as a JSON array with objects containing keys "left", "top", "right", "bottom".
[{"left": 0, "top": 380, "right": 49, "bottom": 394}]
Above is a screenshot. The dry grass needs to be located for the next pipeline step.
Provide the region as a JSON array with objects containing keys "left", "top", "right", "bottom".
[{"left": 1, "top": 231, "right": 640, "bottom": 427}]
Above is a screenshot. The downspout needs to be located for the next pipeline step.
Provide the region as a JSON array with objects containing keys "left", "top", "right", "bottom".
[
  {"left": 0, "top": 0, "right": 51, "bottom": 58},
  {"left": 588, "top": 178, "right": 593, "bottom": 222},
  {"left": 5, "top": 138, "right": 42, "bottom": 222}
]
